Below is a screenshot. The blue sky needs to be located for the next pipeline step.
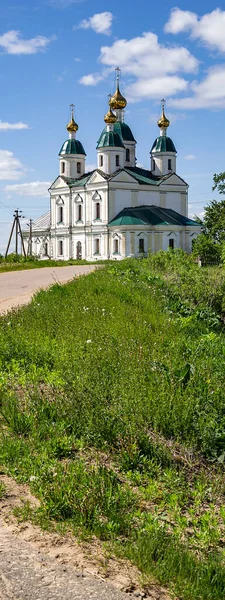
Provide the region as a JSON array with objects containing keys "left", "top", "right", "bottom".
[{"left": 0, "top": 0, "right": 225, "bottom": 253}]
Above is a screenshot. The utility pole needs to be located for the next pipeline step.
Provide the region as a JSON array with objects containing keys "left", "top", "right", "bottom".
[
  {"left": 5, "top": 209, "right": 26, "bottom": 258},
  {"left": 27, "top": 218, "right": 33, "bottom": 256}
]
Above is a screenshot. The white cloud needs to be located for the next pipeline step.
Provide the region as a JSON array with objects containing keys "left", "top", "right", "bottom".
[
  {"left": 75, "top": 12, "right": 114, "bottom": 35},
  {"left": 5, "top": 181, "right": 51, "bottom": 196},
  {"left": 184, "top": 155, "right": 196, "bottom": 160},
  {"left": 79, "top": 72, "right": 105, "bottom": 86},
  {"left": 0, "top": 30, "right": 55, "bottom": 55},
  {"left": 126, "top": 75, "right": 188, "bottom": 102},
  {"left": 0, "top": 150, "right": 26, "bottom": 180},
  {"left": 0, "top": 121, "right": 29, "bottom": 130},
  {"left": 100, "top": 32, "right": 198, "bottom": 76},
  {"left": 170, "top": 65, "right": 225, "bottom": 109},
  {"left": 77, "top": 12, "right": 113, "bottom": 35},
  {"left": 80, "top": 31, "right": 198, "bottom": 101},
  {"left": 165, "top": 8, "right": 225, "bottom": 52}
]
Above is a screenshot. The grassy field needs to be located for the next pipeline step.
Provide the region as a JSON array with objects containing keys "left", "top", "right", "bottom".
[
  {"left": 0, "top": 250, "right": 225, "bottom": 599},
  {"left": 0, "top": 255, "right": 98, "bottom": 273}
]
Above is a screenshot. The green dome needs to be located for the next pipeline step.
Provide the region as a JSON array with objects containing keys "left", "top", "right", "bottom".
[
  {"left": 97, "top": 130, "right": 125, "bottom": 149},
  {"left": 59, "top": 139, "right": 86, "bottom": 156},
  {"left": 114, "top": 121, "right": 136, "bottom": 142},
  {"left": 151, "top": 136, "right": 177, "bottom": 153}
]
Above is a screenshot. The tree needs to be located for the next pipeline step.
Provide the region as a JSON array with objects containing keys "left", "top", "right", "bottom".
[
  {"left": 212, "top": 172, "right": 225, "bottom": 195},
  {"left": 192, "top": 233, "right": 221, "bottom": 264},
  {"left": 203, "top": 199, "right": 225, "bottom": 244}
]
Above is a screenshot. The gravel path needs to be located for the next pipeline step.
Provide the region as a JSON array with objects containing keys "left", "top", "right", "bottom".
[
  {"left": 0, "top": 265, "right": 98, "bottom": 313},
  {"left": 0, "top": 526, "right": 134, "bottom": 600}
]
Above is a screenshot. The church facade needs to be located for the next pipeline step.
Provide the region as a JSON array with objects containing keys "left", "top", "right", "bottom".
[{"left": 23, "top": 70, "right": 200, "bottom": 260}]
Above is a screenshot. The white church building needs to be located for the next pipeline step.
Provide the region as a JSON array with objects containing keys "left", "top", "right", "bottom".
[{"left": 23, "top": 70, "right": 200, "bottom": 260}]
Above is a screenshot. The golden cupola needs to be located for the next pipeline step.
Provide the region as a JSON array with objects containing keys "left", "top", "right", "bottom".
[
  {"left": 104, "top": 101, "right": 117, "bottom": 125},
  {"left": 67, "top": 104, "right": 78, "bottom": 134},
  {"left": 109, "top": 67, "right": 127, "bottom": 111},
  {"left": 157, "top": 99, "right": 170, "bottom": 130}
]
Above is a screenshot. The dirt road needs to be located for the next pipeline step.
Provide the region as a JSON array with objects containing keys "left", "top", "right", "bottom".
[{"left": 0, "top": 265, "right": 98, "bottom": 314}]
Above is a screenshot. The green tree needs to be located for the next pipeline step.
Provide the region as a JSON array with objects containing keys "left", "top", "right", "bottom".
[
  {"left": 203, "top": 199, "right": 225, "bottom": 244},
  {"left": 212, "top": 172, "right": 225, "bottom": 195},
  {"left": 192, "top": 233, "right": 221, "bottom": 264}
]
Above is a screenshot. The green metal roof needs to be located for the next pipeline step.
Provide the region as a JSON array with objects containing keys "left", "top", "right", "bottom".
[
  {"left": 113, "top": 122, "right": 136, "bottom": 142},
  {"left": 59, "top": 139, "right": 86, "bottom": 156},
  {"left": 109, "top": 206, "right": 200, "bottom": 227},
  {"left": 125, "top": 166, "right": 161, "bottom": 185},
  {"left": 151, "top": 136, "right": 177, "bottom": 153},
  {"left": 97, "top": 130, "right": 125, "bottom": 149}
]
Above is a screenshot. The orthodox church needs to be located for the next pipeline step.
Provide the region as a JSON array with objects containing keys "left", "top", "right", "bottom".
[{"left": 23, "top": 69, "right": 200, "bottom": 260}]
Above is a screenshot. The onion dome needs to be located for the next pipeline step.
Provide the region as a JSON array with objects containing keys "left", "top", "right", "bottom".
[
  {"left": 151, "top": 137, "right": 176, "bottom": 153},
  {"left": 104, "top": 106, "right": 117, "bottom": 125},
  {"left": 110, "top": 86, "right": 127, "bottom": 110},
  {"left": 97, "top": 130, "right": 125, "bottom": 149},
  {"left": 67, "top": 116, "right": 78, "bottom": 133},
  {"left": 157, "top": 100, "right": 170, "bottom": 129},
  {"left": 114, "top": 121, "right": 136, "bottom": 143},
  {"left": 59, "top": 139, "right": 86, "bottom": 156},
  {"left": 109, "top": 67, "right": 127, "bottom": 110}
]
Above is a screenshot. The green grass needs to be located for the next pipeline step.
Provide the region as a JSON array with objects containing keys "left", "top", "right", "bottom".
[
  {"left": 0, "top": 250, "right": 225, "bottom": 599},
  {"left": 0, "top": 255, "right": 104, "bottom": 273}
]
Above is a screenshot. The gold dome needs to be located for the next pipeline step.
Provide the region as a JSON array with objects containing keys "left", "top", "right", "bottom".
[
  {"left": 157, "top": 101, "right": 170, "bottom": 129},
  {"left": 104, "top": 106, "right": 117, "bottom": 124},
  {"left": 67, "top": 116, "right": 78, "bottom": 133},
  {"left": 110, "top": 85, "right": 127, "bottom": 110}
]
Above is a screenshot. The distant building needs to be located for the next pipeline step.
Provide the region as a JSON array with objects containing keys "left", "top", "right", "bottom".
[{"left": 23, "top": 69, "right": 200, "bottom": 259}]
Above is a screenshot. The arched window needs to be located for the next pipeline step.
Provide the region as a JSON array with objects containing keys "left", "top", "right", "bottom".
[
  {"left": 76, "top": 241, "right": 82, "bottom": 259},
  {"left": 96, "top": 202, "right": 100, "bottom": 219},
  {"left": 139, "top": 238, "right": 145, "bottom": 253},
  {"left": 99, "top": 155, "right": 103, "bottom": 167},
  {"left": 61, "top": 161, "right": 65, "bottom": 174},
  {"left": 113, "top": 239, "right": 119, "bottom": 254},
  {"left": 168, "top": 159, "right": 172, "bottom": 171},
  {"left": 95, "top": 239, "right": 100, "bottom": 254},
  {"left": 116, "top": 155, "right": 120, "bottom": 167},
  {"left": 58, "top": 240, "right": 63, "bottom": 256},
  {"left": 152, "top": 159, "right": 156, "bottom": 171},
  {"left": 78, "top": 204, "right": 82, "bottom": 221},
  {"left": 169, "top": 238, "right": 174, "bottom": 249},
  {"left": 126, "top": 148, "right": 130, "bottom": 162},
  {"left": 58, "top": 206, "right": 63, "bottom": 223},
  {"left": 77, "top": 162, "right": 81, "bottom": 174},
  {"left": 44, "top": 242, "right": 48, "bottom": 256}
]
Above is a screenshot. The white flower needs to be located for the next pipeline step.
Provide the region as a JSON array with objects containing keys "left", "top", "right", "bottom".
[
  {"left": 86, "top": 339, "right": 92, "bottom": 343},
  {"left": 30, "top": 475, "right": 36, "bottom": 482}
]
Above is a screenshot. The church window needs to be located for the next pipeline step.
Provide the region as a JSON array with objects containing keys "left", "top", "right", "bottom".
[
  {"left": 113, "top": 239, "right": 119, "bottom": 254},
  {"left": 116, "top": 155, "right": 120, "bottom": 167},
  {"left": 76, "top": 241, "right": 82, "bottom": 259},
  {"left": 58, "top": 240, "right": 63, "bottom": 256},
  {"left": 139, "top": 238, "right": 145, "bottom": 253},
  {"left": 126, "top": 148, "right": 130, "bottom": 162},
  {"left": 99, "top": 155, "right": 103, "bottom": 167},
  {"left": 168, "top": 159, "right": 172, "bottom": 171},
  {"left": 58, "top": 206, "right": 63, "bottom": 223},
  {"left": 44, "top": 242, "right": 48, "bottom": 256},
  {"left": 77, "top": 162, "right": 81, "bottom": 174},
  {"left": 61, "top": 162, "right": 65, "bottom": 174},
  {"left": 96, "top": 202, "right": 100, "bottom": 219},
  {"left": 169, "top": 238, "right": 174, "bottom": 249},
  {"left": 94, "top": 238, "right": 100, "bottom": 254},
  {"left": 152, "top": 159, "right": 155, "bottom": 171},
  {"left": 78, "top": 204, "right": 82, "bottom": 221}
]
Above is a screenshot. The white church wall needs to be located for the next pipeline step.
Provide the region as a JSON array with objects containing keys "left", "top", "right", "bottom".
[
  {"left": 138, "top": 190, "right": 160, "bottom": 206},
  {"left": 114, "top": 189, "right": 132, "bottom": 216},
  {"left": 165, "top": 192, "right": 182, "bottom": 214}
]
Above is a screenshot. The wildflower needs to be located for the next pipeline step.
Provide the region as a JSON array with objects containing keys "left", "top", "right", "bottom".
[
  {"left": 30, "top": 475, "right": 37, "bottom": 482},
  {"left": 86, "top": 339, "right": 92, "bottom": 343}
]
